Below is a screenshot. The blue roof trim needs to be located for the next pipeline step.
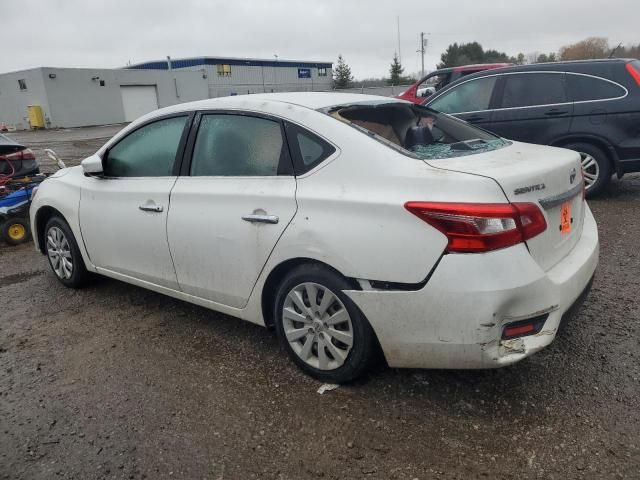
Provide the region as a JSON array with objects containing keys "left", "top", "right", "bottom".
[{"left": 127, "top": 57, "right": 332, "bottom": 70}]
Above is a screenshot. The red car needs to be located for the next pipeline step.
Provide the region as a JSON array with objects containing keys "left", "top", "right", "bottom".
[{"left": 396, "top": 63, "right": 511, "bottom": 104}]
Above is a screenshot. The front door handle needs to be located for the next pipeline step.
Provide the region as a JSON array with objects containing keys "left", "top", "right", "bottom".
[
  {"left": 465, "top": 115, "right": 487, "bottom": 122},
  {"left": 139, "top": 204, "right": 163, "bottom": 213},
  {"left": 242, "top": 214, "right": 279, "bottom": 224}
]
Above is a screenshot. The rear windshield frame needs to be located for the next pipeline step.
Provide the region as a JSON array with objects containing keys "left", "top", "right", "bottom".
[{"left": 319, "top": 100, "right": 509, "bottom": 160}]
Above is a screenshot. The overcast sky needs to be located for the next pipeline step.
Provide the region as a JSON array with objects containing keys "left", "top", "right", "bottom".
[{"left": 2, "top": 0, "right": 638, "bottom": 79}]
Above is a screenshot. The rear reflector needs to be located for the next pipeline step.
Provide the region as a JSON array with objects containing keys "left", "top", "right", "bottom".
[
  {"left": 404, "top": 201, "right": 547, "bottom": 253},
  {"left": 625, "top": 62, "right": 640, "bottom": 86},
  {"left": 502, "top": 314, "right": 549, "bottom": 340}
]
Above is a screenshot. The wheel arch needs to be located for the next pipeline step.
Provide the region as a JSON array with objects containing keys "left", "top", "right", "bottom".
[
  {"left": 34, "top": 205, "right": 66, "bottom": 254},
  {"left": 551, "top": 134, "right": 619, "bottom": 175},
  {"left": 260, "top": 257, "right": 361, "bottom": 329}
]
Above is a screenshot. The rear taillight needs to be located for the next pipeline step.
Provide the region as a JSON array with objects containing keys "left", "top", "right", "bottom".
[
  {"left": 0, "top": 148, "right": 35, "bottom": 161},
  {"left": 625, "top": 62, "right": 640, "bottom": 86},
  {"left": 404, "top": 201, "right": 547, "bottom": 253}
]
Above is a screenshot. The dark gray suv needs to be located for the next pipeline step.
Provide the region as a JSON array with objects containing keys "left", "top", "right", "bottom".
[{"left": 424, "top": 59, "right": 640, "bottom": 196}]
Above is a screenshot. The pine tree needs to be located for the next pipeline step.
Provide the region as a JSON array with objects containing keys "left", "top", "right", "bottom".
[
  {"left": 388, "top": 53, "right": 404, "bottom": 85},
  {"left": 333, "top": 54, "right": 353, "bottom": 89}
]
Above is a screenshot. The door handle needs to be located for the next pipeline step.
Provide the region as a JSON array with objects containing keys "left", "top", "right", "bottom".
[
  {"left": 139, "top": 204, "right": 163, "bottom": 213},
  {"left": 242, "top": 214, "right": 279, "bottom": 224},
  {"left": 465, "top": 115, "right": 486, "bottom": 122},
  {"left": 544, "top": 109, "right": 569, "bottom": 116}
]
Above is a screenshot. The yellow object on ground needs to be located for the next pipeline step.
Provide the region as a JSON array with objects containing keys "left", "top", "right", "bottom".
[
  {"left": 7, "top": 223, "right": 26, "bottom": 241},
  {"left": 27, "top": 105, "right": 45, "bottom": 129}
]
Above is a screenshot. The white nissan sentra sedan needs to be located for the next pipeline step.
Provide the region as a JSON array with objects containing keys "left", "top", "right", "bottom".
[{"left": 30, "top": 93, "right": 598, "bottom": 383}]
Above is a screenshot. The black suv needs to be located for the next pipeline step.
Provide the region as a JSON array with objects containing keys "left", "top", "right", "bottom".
[{"left": 424, "top": 59, "right": 640, "bottom": 196}]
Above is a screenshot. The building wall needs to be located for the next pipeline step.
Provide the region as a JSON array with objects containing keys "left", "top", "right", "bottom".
[
  {"left": 42, "top": 68, "right": 208, "bottom": 128},
  {"left": 0, "top": 68, "right": 209, "bottom": 130},
  {"left": 0, "top": 68, "right": 51, "bottom": 130},
  {"left": 174, "top": 64, "right": 333, "bottom": 98}
]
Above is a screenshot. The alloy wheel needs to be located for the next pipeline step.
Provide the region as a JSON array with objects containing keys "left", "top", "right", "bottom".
[
  {"left": 282, "top": 282, "right": 354, "bottom": 371},
  {"left": 580, "top": 152, "right": 600, "bottom": 191},
  {"left": 47, "top": 226, "right": 73, "bottom": 280}
]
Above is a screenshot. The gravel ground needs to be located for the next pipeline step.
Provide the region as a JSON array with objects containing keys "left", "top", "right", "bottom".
[{"left": 1, "top": 127, "right": 639, "bottom": 479}]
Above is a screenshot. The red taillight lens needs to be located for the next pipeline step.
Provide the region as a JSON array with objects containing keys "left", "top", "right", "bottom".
[
  {"left": 404, "top": 201, "right": 547, "bottom": 253},
  {"left": 0, "top": 148, "right": 35, "bottom": 161},
  {"left": 503, "top": 323, "right": 535, "bottom": 338},
  {"left": 625, "top": 62, "right": 640, "bottom": 86}
]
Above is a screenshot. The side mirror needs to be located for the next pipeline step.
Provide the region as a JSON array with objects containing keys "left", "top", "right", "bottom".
[{"left": 81, "top": 154, "right": 104, "bottom": 176}]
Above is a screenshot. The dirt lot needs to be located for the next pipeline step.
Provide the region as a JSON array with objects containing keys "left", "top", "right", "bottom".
[{"left": 1, "top": 127, "right": 639, "bottom": 479}]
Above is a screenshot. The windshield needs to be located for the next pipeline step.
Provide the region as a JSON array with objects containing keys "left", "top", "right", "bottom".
[{"left": 324, "top": 101, "right": 509, "bottom": 160}]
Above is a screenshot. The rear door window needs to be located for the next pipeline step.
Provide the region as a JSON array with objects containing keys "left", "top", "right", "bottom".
[
  {"left": 190, "top": 114, "right": 292, "bottom": 176},
  {"left": 500, "top": 73, "right": 567, "bottom": 108},
  {"left": 429, "top": 76, "right": 497, "bottom": 114},
  {"left": 566, "top": 73, "right": 627, "bottom": 101}
]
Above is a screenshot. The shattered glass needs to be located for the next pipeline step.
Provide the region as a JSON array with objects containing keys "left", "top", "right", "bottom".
[{"left": 409, "top": 138, "right": 509, "bottom": 160}]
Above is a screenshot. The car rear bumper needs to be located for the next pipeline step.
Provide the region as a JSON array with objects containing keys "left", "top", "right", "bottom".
[{"left": 344, "top": 205, "right": 599, "bottom": 369}]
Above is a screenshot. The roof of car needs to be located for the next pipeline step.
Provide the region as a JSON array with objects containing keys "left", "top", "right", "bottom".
[
  {"left": 448, "top": 58, "right": 631, "bottom": 79},
  {"left": 146, "top": 92, "right": 405, "bottom": 119},
  {"left": 0, "top": 133, "right": 22, "bottom": 147},
  {"left": 452, "top": 63, "right": 511, "bottom": 72}
]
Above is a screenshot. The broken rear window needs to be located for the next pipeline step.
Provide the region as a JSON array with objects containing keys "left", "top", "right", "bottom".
[{"left": 323, "top": 101, "right": 509, "bottom": 160}]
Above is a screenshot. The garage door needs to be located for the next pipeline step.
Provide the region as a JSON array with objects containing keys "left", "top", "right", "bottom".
[{"left": 120, "top": 85, "right": 159, "bottom": 122}]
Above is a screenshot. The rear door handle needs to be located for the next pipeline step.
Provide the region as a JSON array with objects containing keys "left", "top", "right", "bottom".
[
  {"left": 544, "top": 109, "right": 569, "bottom": 116},
  {"left": 139, "top": 204, "right": 163, "bottom": 213},
  {"left": 465, "top": 115, "right": 488, "bottom": 122},
  {"left": 242, "top": 214, "right": 279, "bottom": 224}
]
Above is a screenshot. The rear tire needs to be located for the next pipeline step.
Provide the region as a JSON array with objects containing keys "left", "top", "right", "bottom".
[
  {"left": 274, "top": 264, "right": 377, "bottom": 383},
  {"left": 1, "top": 218, "right": 31, "bottom": 246},
  {"left": 44, "top": 216, "right": 90, "bottom": 288},
  {"left": 564, "top": 142, "right": 611, "bottom": 198}
]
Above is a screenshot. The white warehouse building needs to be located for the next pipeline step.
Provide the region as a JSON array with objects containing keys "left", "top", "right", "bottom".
[
  {"left": 126, "top": 56, "right": 334, "bottom": 98},
  {"left": 0, "top": 57, "right": 333, "bottom": 130}
]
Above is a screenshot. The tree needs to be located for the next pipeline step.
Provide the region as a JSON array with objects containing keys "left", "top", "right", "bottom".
[
  {"left": 483, "top": 49, "right": 512, "bottom": 64},
  {"left": 333, "top": 54, "right": 353, "bottom": 89},
  {"left": 438, "top": 42, "right": 513, "bottom": 68},
  {"left": 559, "top": 37, "right": 609, "bottom": 61},
  {"left": 535, "top": 52, "right": 558, "bottom": 63},
  {"left": 388, "top": 53, "right": 405, "bottom": 85},
  {"left": 611, "top": 43, "right": 640, "bottom": 59},
  {"left": 516, "top": 53, "right": 526, "bottom": 65}
]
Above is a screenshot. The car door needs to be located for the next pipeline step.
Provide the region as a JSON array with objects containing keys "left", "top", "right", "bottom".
[
  {"left": 490, "top": 72, "right": 573, "bottom": 143},
  {"left": 167, "top": 111, "right": 297, "bottom": 309},
  {"left": 426, "top": 75, "right": 499, "bottom": 129},
  {"left": 79, "top": 114, "right": 191, "bottom": 289}
]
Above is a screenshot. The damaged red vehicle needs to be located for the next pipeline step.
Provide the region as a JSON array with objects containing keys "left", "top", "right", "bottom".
[{"left": 396, "top": 63, "right": 511, "bottom": 105}]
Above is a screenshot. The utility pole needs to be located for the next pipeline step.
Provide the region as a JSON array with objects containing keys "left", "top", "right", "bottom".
[
  {"left": 418, "top": 33, "right": 429, "bottom": 78},
  {"left": 397, "top": 16, "right": 402, "bottom": 64}
]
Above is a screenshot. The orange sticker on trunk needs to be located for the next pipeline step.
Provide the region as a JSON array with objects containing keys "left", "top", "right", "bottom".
[{"left": 560, "top": 202, "right": 571, "bottom": 235}]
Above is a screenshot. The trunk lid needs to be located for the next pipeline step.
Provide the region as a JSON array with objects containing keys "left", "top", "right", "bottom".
[{"left": 426, "top": 141, "right": 585, "bottom": 271}]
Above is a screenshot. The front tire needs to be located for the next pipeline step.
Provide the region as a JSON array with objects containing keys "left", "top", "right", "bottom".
[
  {"left": 274, "top": 264, "right": 377, "bottom": 383},
  {"left": 565, "top": 142, "right": 611, "bottom": 197},
  {"left": 44, "top": 216, "right": 90, "bottom": 288}
]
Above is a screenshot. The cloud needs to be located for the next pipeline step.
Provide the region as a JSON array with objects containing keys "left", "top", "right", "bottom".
[{"left": 1, "top": 0, "right": 637, "bottom": 78}]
